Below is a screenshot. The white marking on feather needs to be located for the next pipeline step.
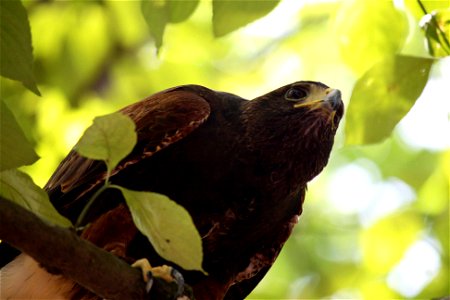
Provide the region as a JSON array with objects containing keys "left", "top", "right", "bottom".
[{"left": 0, "top": 254, "right": 74, "bottom": 299}]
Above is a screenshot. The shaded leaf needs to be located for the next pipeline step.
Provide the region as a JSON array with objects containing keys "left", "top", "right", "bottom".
[
  {"left": 120, "top": 187, "right": 204, "bottom": 272},
  {"left": 0, "top": 169, "right": 71, "bottom": 227},
  {"left": 141, "top": 0, "right": 167, "bottom": 50},
  {"left": 0, "top": 99, "right": 39, "bottom": 171},
  {"left": 345, "top": 55, "right": 434, "bottom": 145},
  {"left": 141, "top": 0, "right": 199, "bottom": 49},
  {"left": 0, "top": 0, "right": 40, "bottom": 95},
  {"left": 212, "top": 0, "right": 280, "bottom": 37},
  {"left": 75, "top": 113, "right": 137, "bottom": 174},
  {"left": 167, "top": 0, "right": 199, "bottom": 23},
  {"left": 334, "top": 0, "right": 408, "bottom": 75}
]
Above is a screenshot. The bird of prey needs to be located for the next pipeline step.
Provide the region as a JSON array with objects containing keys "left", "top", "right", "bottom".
[{"left": 1, "top": 81, "right": 343, "bottom": 299}]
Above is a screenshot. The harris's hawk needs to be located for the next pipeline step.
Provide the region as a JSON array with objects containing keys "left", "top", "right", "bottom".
[{"left": 1, "top": 81, "right": 343, "bottom": 299}]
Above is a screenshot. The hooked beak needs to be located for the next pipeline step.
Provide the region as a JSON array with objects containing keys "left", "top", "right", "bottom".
[
  {"left": 324, "top": 88, "right": 344, "bottom": 117},
  {"left": 324, "top": 88, "right": 343, "bottom": 112}
]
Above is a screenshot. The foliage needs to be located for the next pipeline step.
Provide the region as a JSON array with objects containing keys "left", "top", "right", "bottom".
[
  {"left": 0, "top": 0, "right": 448, "bottom": 298},
  {"left": 0, "top": 169, "right": 71, "bottom": 227},
  {"left": 0, "top": 99, "right": 38, "bottom": 171},
  {"left": 75, "top": 113, "right": 137, "bottom": 176},
  {"left": 345, "top": 55, "right": 434, "bottom": 144},
  {"left": 74, "top": 113, "right": 204, "bottom": 271},
  {"left": 0, "top": 0, "right": 40, "bottom": 95},
  {"left": 212, "top": 0, "right": 280, "bottom": 37},
  {"left": 141, "top": 0, "right": 200, "bottom": 50},
  {"left": 121, "top": 187, "right": 204, "bottom": 272}
]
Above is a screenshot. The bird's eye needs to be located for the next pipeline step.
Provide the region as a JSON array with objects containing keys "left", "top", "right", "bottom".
[{"left": 285, "top": 88, "right": 308, "bottom": 101}]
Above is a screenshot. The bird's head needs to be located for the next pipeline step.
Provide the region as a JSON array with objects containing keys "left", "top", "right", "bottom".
[
  {"left": 242, "top": 81, "right": 344, "bottom": 182},
  {"left": 243, "top": 81, "right": 343, "bottom": 137},
  {"left": 243, "top": 81, "right": 344, "bottom": 141},
  {"left": 283, "top": 81, "right": 344, "bottom": 132}
]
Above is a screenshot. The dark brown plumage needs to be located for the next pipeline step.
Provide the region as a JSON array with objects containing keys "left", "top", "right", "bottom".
[{"left": 3, "top": 81, "right": 344, "bottom": 299}]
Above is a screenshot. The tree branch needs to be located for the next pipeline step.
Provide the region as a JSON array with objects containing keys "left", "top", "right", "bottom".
[{"left": 0, "top": 196, "right": 189, "bottom": 299}]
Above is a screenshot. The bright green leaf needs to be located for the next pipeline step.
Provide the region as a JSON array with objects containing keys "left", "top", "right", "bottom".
[
  {"left": 75, "top": 112, "right": 137, "bottom": 174},
  {"left": 0, "top": 169, "right": 71, "bottom": 227},
  {"left": 0, "top": 0, "right": 40, "bottom": 95},
  {"left": 120, "top": 187, "right": 204, "bottom": 272},
  {"left": 345, "top": 55, "right": 434, "bottom": 145},
  {"left": 212, "top": 0, "right": 280, "bottom": 37},
  {"left": 334, "top": 0, "right": 408, "bottom": 75},
  {"left": 0, "top": 99, "right": 39, "bottom": 171},
  {"left": 166, "top": 0, "right": 199, "bottom": 23}
]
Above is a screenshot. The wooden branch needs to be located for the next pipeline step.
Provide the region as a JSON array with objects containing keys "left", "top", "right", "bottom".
[{"left": 0, "top": 196, "right": 190, "bottom": 299}]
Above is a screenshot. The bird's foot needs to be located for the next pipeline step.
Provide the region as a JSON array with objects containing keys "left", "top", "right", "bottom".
[{"left": 132, "top": 258, "right": 185, "bottom": 296}]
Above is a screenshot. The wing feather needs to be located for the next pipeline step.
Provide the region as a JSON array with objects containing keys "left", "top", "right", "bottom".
[{"left": 45, "top": 86, "right": 211, "bottom": 215}]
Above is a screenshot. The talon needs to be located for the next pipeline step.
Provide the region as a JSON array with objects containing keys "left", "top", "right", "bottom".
[
  {"left": 131, "top": 259, "right": 154, "bottom": 293},
  {"left": 131, "top": 258, "right": 153, "bottom": 282},
  {"left": 171, "top": 268, "right": 185, "bottom": 296},
  {"left": 145, "top": 271, "right": 154, "bottom": 293},
  {"left": 131, "top": 258, "right": 185, "bottom": 296}
]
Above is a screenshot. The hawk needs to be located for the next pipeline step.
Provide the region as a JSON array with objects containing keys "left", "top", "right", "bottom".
[{"left": 1, "top": 81, "right": 343, "bottom": 299}]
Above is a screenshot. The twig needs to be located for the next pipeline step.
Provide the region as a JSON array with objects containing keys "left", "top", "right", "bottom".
[{"left": 417, "top": 0, "right": 450, "bottom": 54}]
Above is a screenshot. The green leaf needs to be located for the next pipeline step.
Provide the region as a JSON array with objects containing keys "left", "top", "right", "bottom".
[
  {"left": 75, "top": 112, "right": 137, "bottom": 174},
  {"left": 120, "top": 187, "right": 204, "bottom": 272},
  {"left": 0, "top": 169, "right": 71, "bottom": 227},
  {"left": 212, "top": 0, "right": 280, "bottom": 37},
  {"left": 0, "top": 0, "right": 40, "bottom": 95},
  {"left": 166, "top": 0, "right": 199, "bottom": 23},
  {"left": 141, "top": 0, "right": 167, "bottom": 50},
  {"left": 345, "top": 55, "right": 434, "bottom": 145},
  {"left": 0, "top": 99, "right": 39, "bottom": 171},
  {"left": 334, "top": 0, "right": 408, "bottom": 75},
  {"left": 141, "top": 0, "right": 199, "bottom": 49}
]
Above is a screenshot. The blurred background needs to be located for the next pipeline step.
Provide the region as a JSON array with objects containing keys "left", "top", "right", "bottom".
[{"left": 1, "top": 0, "right": 449, "bottom": 299}]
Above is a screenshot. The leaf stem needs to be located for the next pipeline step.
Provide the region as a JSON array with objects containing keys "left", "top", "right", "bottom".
[
  {"left": 74, "top": 180, "right": 123, "bottom": 229},
  {"left": 75, "top": 183, "right": 109, "bottom": 228}
]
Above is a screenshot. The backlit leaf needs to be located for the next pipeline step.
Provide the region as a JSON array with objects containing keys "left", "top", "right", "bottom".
[
  {"left": 345, "top": 55, "right": 434, "bottom": 145},
  {"left": 0, "top": 169, "right": 71, "bottom": 227},
  {"left": 75, "top": 113, "right": 137, "bottom": 174},
  {"left": 120, "top": 188, "right": 204, "bottom": 272},
  {"left": 213, "top": 0, "right": 280, "bottom": 37},
  {"left": 0, "top": 0, "right": 40, "bottom": 95},
  {"left": 0, "top": 99, "right": 39, "bottom": 171},
  {"left": 334, "top": 0, "right": 408, "bottom": 75}
]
